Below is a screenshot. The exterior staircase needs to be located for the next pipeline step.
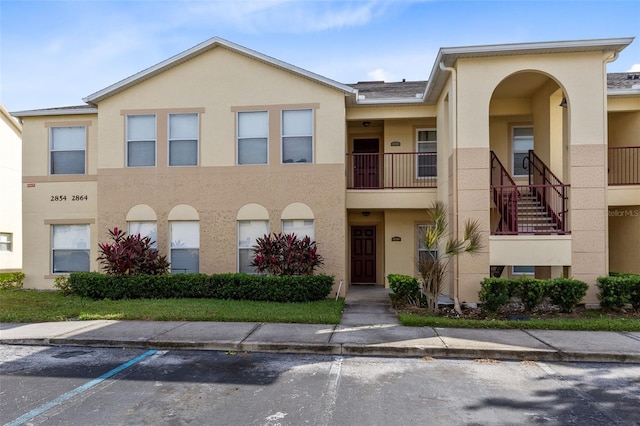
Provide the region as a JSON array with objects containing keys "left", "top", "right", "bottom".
[{"left": 516, "top": 188, "right": 560, "bottom": 233}]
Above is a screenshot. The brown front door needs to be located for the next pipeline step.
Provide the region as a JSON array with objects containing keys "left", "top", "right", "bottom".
[
  {"left": 351, "top": 226, "right": 377, "bottom": 284},
  {"left": 353, "top": 138, "right": 380, "bottom": 188}
]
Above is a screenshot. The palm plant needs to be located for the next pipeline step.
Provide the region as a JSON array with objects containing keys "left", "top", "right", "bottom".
[{"left": 417, "top": 201, "right": 483, "bottom": 314}]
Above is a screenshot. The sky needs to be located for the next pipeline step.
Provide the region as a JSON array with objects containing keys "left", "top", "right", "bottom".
[{"left": 1, "top": 0, "right": 638, "bottom": 112}]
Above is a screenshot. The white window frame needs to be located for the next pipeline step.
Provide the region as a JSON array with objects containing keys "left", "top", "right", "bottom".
[
  {"left": 51, "top": 224, "right": 90, "bottom": 274},
  {"left": 127, "top": 221, "right": 158, "bottom": 249},
  {"left": 237, "top": 111, "right": 269, "bottom": 165},
  {"left": 168, "top": 113, "right": 199, "bottom": 167},
  {"left": 0, "top": 233, "right": 12, "bottom": 252},
  {"left": 281, "top": 109, "right": 313, "bottom": 164},
  {"left": 238, "top": 220, "right": 269, "bottom": 274},
  {"left": 49, "top": 126, "right": 86, "bottom": 175},
  {"left": 416, "top": 128, "right": 437, "bottom": 178},
  {"left": 282, "top": 219, "right": 314, "bottom": 240},
  {"left": 126, "top": 114, "right": 157, "bottom": 167},
  {"left": 169, "top": 221, "right": 199, "bottom": 274},
  {"left": 512, "top": 125, "right": 533, "bottom": 177}
]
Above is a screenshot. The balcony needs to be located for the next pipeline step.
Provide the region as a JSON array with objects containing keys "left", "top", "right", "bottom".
[
  {"left": 608, "top": 146, "right": 640, "bottom": 185},
  {"left": 346, "top": 152, "right": 437, "bottom": 189}
]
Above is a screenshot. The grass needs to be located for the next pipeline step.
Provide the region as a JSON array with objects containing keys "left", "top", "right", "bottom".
[
  {"left": 0, "top": 290, "right": 344, "bottom": 324},
  {"left": 398, "top": 312, "right": 640, "bottom": 332}
]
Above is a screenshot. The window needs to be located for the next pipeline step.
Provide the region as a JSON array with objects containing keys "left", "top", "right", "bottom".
[
  {"left": 282, "top": 109, "right": 313, "bottom": 163},
  {"left": 170, "top": 221, "right": 199, "bottom": 274},
  {"left": 127, "top": 115, "right": 156, "bottom": 167},
  {"left": 127, "top": 221, "right": 158, "bottom": 249},
  {"left": 0, "top": 233, "right": 12, "bottom": 252},
  {"left": 512, "top": 265, "right": 535, "bottom": 276},
  {"left": 238, "top": 111, "right": 268, "bottom": 165},
  {"left": 238, "top": 220, "right": 268, "bottom": 273},
  {"left": 282, "top": 219, "right": 314, "bottom": 240},
  {"left": 512, "top": 126, "right": 533, "bottom": 176},
  {"left": 417, "top": 224, "right": 438, "bottom": 264},
  {"left": 52, "top": 225, "right": 90, "bottom": 273},
  {"left": 50, "top": 126, "right": 86, "bottom": 174},
  {"left": 169, "top": 113, "right": 198, "bottom": 166},
  {"left": 417, "top": 129, "right": 437, "bottom": 178}
]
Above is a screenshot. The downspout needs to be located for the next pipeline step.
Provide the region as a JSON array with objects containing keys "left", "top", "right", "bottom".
[{"left": 439, "top": 62, "right": 462, "bottom": 314}]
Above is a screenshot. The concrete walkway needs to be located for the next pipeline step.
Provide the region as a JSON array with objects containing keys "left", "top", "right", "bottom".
[{"left": 1, "top": 286, "right": 639, "bottom": 363}]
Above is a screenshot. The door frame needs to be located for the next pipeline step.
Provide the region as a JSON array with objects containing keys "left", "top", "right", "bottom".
[{"left": 352, "top": 138, "right": 381, "bottom": 188}]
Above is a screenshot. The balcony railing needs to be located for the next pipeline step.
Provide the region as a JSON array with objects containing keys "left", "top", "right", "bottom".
[
  {"left": 346, "top": 152, "right": 437, "bottom": 189},
  {"left": 609, "top": 146, "right": 640, "bottom": 185}
]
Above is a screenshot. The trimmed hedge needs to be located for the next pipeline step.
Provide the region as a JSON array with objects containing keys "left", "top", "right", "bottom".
[
  {"left": 68, "top": 272, "right": 334, "bottom": 302},
  {"left": 388, "top": 274, "right": 421, "bottom": 304},
  {"left": 479, "top": 276, "right": 588, "bottom": 313},
  {"left": 598, "top": 274, "right": 640, "bottom": 311}
]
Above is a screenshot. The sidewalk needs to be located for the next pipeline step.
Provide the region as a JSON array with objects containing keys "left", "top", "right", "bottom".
[{"left": 1, "top": 287, "right": 639, "bottom": 363}]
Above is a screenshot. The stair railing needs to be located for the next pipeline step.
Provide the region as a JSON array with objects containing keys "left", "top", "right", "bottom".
[
  {"left": 523, "top": 150, "right": 569, "bottom": 233},
  {"left": 490, "top": 151, "right": 519, "bottom": 234}
]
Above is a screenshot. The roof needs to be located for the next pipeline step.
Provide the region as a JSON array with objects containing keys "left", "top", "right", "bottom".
[
  {"left": 83, "top": 37, "right": 357, "bottom": 105},
  {"left": 424, "top": 37, "right": 635, "bottom": 104},
  {"left": 11, "top": 105, "right": 97, "bottom": 118},
  {"left": 347, "top": 80, "right": 427, "bottom": 104},
  {"left": 607, "top": 72, "right": 640, "bottom": 96}
]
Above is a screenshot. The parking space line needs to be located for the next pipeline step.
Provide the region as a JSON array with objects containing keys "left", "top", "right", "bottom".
[{"left": 4, "top": 349, "right": 158, "bottom": 426}]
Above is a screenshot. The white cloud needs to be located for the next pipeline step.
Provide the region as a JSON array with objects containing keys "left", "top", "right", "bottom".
[
  {"left": 629, "top": 64, "right": 640, "bottom": 72},
  {"left": 367, "top": 68, "right": 390, "bottom": 81}
]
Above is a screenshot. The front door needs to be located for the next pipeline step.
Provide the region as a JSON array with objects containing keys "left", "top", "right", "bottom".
[
  {"left": 353, "top": 138, "right": 380, "bottom": 188},
  {"left": 351, "top": 226, "right": 377, "bottom": 284}
]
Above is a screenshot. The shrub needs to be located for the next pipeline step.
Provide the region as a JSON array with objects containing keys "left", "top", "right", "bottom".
[
  {"left": 479, "top": 277, "right": 510, "bottom": 312},
  {"left": 68, "top": 272, "right": 333, "bottom": 302},
  {"left": 629, "top": 275, "right": 640, "bottom": 311},
  {"left": 251, "top": 233, "right": 324, "bottom": 276},
  {"left": 0, "top": 272, "right": 24, "bottom": 290},
  {"left": 597, "top": 276, "right": 630, "bottom": 309},
  {"left": 53, "top": 274, "right": 72, "bottom": 295},
  {"left": 509, "top": 277, "right": 546, "bottom": 312},
  {"left": 98, "top": 227, "right": 169, "bottom": 276},
  {"left": 388, "top": 274, "right": 421, "bottom": 305},
  {"left": 545, "top": 278, "right": 588, "bottom": 313}
]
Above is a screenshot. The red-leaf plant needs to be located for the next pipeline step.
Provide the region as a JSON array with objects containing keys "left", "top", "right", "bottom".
[
  {"left": 251, "top": 233, "right": 324, "bottom": 276},
  {"left": 98, "top": 227, "right": 170, "bottom": 276}
]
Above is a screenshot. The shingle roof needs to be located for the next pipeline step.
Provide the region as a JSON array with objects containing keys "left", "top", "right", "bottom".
[
  {"left": 607, "top": 72, "right": 640, "bottom": 91},
  {"left": 11, "top": 104, "right": 97, "bottom": 117},
  {"left": 347, "top": 80, "right": 427, "bottom": 101}
]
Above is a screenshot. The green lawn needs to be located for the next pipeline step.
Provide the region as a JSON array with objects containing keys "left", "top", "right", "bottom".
[
  {"left": 0, "top": 290, "right": 344, "bottom": 324},
  {"left": 399, "top": 311, "right": 640, "bottom": 332}
]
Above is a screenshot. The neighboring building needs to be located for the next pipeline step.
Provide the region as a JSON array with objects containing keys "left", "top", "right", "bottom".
[
  {"left": 0, "top": 104, "right": 22, "bottom": 271},
  {"left": 12, "top": 37, "right": 640, "bottom": 305}
]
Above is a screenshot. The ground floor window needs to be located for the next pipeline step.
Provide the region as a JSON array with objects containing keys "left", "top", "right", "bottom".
[
  {"left": 282, "top": 219, "right": 314, "bottom": 240},
  {"left": 127, "top": 221, "right": 158, "bottom": 248},
  {"left": 52, "top": 224, "right": 90, "bottom": 273},
  {"left": 238, "top": 220, "right": 268, "bottom": 273},
  {"left": 170, "top": 221, "right": 199, "bottom": 274},
  {"left": 512, "top": 265, "right": 535, "bottom": 276},
  {"left": 0, "top": 233, "right": 12, "bottom": 252},
  {"left": 417, "top": 224, "right": 438, "bottom": 264}
]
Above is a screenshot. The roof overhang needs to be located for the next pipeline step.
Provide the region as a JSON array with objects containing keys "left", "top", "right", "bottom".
[
  {"left": 83, "top": 37, "right": 357, "bottom": 105},
  {"left": 423, "top": 37, "right": 635, "bottom": 104},
  {"left": 11, "top": 106, "right": 98, "bottom": 118}
]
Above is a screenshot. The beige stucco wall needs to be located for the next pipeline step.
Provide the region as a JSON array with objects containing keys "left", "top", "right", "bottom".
[
  {"left": 608, "top": 205, "right": 640, "bottom": 274},
  {"left": 0, "top": 106, "right": 22, "bottom": 271}
]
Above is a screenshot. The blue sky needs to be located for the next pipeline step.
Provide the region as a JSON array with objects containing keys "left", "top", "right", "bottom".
[{"left": 1, "top": 0, "right": 638, "bottom": 112}]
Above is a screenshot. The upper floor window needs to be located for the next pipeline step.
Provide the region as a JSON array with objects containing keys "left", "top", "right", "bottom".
[
  {"left": 50, "top": 126, "right": 86, "bottom": 174},
  {"left": 417, "top": 129, "right": 437, "bottom": 178},
  {"left": 0, "top": 233, "right": 12, "bottom": 252},
  {"left": 127, "top": 115, "right": 156, "bottom": 167},
  {"left": 237, "top": 111, "right": 268, "bottom": 165},
  {"left": 512, "top": 126, "right": 533, "bottom": 177},
  {"left": 282, "top": 109, "right": 313, "bottom": 164},
  {"left": 52, "top": 224, "right": 90, "bottom": 273},
  {"left": 169, "top": 113, "right": 199, "bottom": 166}
]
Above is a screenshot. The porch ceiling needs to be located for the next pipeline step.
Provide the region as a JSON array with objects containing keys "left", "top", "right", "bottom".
[{"left": 492, "top": 73, "right": 552, "bottom": 99}]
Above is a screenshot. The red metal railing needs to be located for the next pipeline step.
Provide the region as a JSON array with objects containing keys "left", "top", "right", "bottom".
[
  {"left": 608, "top": 146, "right": 640, "bottom": 185},
  {"left": 346, "top": 152, "right": 437, "bottom": 189},
  {"left": 524, "top": 150, "right": 569, "bottom": 233},
  {"left": 490, "top": 151, "right": 519, "bottom": 234}
]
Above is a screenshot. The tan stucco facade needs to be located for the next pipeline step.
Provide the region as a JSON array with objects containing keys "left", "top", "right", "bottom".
[
  {"left": 14, "top": 37, "right": 640, "bottom": 305},
  {"left": 1, "top": 105, "right": 22, "bottom": 271}
]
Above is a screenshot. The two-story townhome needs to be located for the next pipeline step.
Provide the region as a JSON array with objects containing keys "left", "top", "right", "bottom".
[{"left": 12, "top": 37, "right": 639, "bottom": 306}]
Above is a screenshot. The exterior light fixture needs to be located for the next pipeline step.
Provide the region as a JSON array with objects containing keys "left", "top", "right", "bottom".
[{"left": 362, "top": 121, "right": 371, "bottom": 127}]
